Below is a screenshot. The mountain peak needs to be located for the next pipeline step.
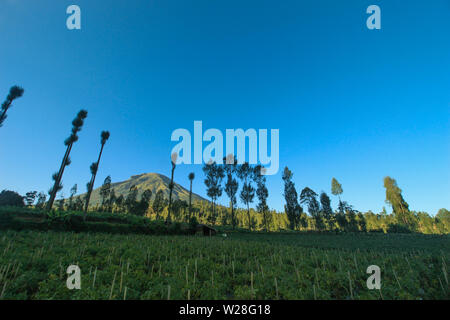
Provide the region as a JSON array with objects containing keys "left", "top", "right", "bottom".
[{"left": 81, "top": 172, "right": 206, "bottom": 207}]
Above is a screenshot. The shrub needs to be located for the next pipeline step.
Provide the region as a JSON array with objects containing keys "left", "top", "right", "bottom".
[
  {"left": 387, "top": 223, "right": 412, "bottom": 233},
  {"left": 0, "top": 190, "right": 25, "bottom": 207}
]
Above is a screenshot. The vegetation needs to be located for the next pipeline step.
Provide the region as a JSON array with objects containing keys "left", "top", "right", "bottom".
[
  {"left": 0, "top": 190, "right": 25, "bottom": 207},
  {"left": 1, "top": 84, "right": 448, "bottom": 300},
  {"left": 167, "top": 153, "right": 178, "bottom": 223},
  {"left": 0, "top": 207, "right": 192, "bottom": 236},
  {"left": 84, "top": 131, "right": 110, "bottom": 216},
  {"left": 47, "top": 110, "right": 88, "bottom": 210},
  {"left": 0, "top": 229, "right": 447, "bottom": 299},
  {"left": 0, "top": 85, "right": 24, "bottom": 128}
]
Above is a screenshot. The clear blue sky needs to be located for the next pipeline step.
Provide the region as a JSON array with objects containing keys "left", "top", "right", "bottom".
[{"left": 0, "top": 0, "right": 449, "bottom": 214}]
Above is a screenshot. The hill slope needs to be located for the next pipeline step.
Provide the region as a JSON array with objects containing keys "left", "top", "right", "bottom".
[{"left": 79, "top": 173, "right": 206, "bottom": 207}]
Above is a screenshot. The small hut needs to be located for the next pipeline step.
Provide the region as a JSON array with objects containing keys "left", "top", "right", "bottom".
[{"left": 195, "top": 224, "right": 217, "bottom": 236}]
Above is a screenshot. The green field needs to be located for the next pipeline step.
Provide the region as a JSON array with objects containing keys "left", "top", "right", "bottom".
[{"left": 0, "top": 230, "right": 448, "bottom": 300}]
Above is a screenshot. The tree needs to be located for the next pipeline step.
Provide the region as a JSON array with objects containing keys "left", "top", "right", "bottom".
[
  {"left": 135, "top": 189, "right": 152, "bottom": 216},
  {"left": 336, "top": 201, "right": 348, "bottom": 231},
  {"left": 57, "top": 193, "right": 65, "bottom": 211},
  {"left": 84, "top": 131, "right": 110, "bottom": 216},
  {"left": 331, "top": 178, "right": 346, "bottom": 229},
  {"left": 115, "top": 195, "right": 125, "bottom": 213},
  {"left": 172, "top": 199, "right": 188, "bottom": 221},
  {"left": 336, "top": 200, "right": 358, "bottom": 232},
  {"left": 125, "top": 185, "right": 138, "bottom": 214},
  {"left": 99, "top": 176, "right": 112, "bottom": 211},
  {"left": 188, "top": 172, "right": 195, "bottom": 221},
  {"left": 0, "top": 190, "right": 24, "bottom": 207},
  {"left": 0, "top": 86, "right": 24, "bottom": 128},
  {"left": 25, "top": 191, "right": 38, "bottom": 207},
  {"left": 237, "top": 162, "right": 255, "bottom": 230},
  {"left": 300, "top": 187, "right": 323, "bottom": 231},
  {"left": 67, "top": 184, "right": 77, "bottom": 210},
  {"left": 255, "top": 165, "right": 271, "bottom": 231},
  {"left": 152, "top": 190, "right": 166, "bottom": 220},
  {"left": 331, "top": 178, "right": 343, "bottom": 201},
  {"left": 108, "top": 189, "right": 117, "bottom": 213},
  {"left": 36, "top": 192, "right": 47, "bottom": 209},
  {"left": 73, "top": 197, "right": 84, "bottom": 211},
  {"left": 167, "top": 153, "right": 177, "bottom": 223},
  {"left": 47, "top": 110, "right": 88, "bottom": 210},
  {"left": 224, "top": 155, "right": 239, "bottom": 229},
  {"left": 357, "top": 212, "right": 367, "bottom": 232},
  {"left": 203, "top": 161, "right": 225, "bottom": 226},
  {"left": 436, "top": 208, "right": 450, "bottom": 233},
  {"left": 383, "top": 176, "right": 412, "bottom": 227},
  {"left": 320, "top": 191, "right": 333, "bottom": 230},
  {"left": 282, "top": 167, "right": 302, "bottom": 230}
]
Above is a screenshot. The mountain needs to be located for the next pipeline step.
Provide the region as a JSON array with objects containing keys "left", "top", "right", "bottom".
[{"left": 78, "top": 173, "right": 206, "bottom": 207}]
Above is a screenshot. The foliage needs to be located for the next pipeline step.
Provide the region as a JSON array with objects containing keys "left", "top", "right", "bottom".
[
  {"left": 0, "top": 190, "right": 25, "bottom": 207},
  {"left": 0, "top": 85, "right": 24, "bottom": 127},
  {"left": 0, "top": 229, "right": 448, "bottom": 300}
]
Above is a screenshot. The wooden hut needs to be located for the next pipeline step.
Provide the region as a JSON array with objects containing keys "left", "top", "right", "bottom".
[{"left": 195, "top": 224, "right": 217, "bottom": 236}]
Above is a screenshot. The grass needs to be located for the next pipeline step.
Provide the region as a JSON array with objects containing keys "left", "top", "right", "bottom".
[{"left": 0, "top": 229, "right": 448, "bottom": 300}]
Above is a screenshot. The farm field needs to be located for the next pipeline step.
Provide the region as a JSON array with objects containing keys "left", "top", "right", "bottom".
[{"left": 0, "top": 230, "right": 448, "bottom": 300}]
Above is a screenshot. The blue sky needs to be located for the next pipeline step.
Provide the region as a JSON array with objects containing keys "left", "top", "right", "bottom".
[{"left": 0, "top": 0, "right": 449, "bottom": 214}]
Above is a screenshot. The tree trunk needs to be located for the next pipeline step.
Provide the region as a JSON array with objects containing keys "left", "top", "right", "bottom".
[
  {"left": 212, "top": 200, "right": 215, "bottom": 226},
  {"left": 231, "top": 204, "right": 235, "bottom": 229},
  {"left": 47, "top": 142, "right": 73, "bottom": 211},
  {"left": 0, "top": 101, "right": 11, "bottom": 122},
  {"left": 84, "top": 143, "right": 105, "bottom": 219},
  {"left": 167, "top": 165, "right": 175, "bottom": 223},
  {"left": 189, "top": 180, "right": 192, "bottom": 220},
  {"left": 247, "top": 202, "right": 251, "bottom": 231}
]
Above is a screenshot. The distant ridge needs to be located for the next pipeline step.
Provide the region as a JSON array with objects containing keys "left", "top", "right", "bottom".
[{"left": 78, "top": 173, "right": 206, "bottom": 207}]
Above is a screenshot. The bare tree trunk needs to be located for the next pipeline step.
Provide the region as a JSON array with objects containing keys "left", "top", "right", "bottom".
[
  {"left": 247, "top": 202, "right": 251, "bottom": 231},
  {"left": 47, "top": 143, "right": 73, "bottom": 211},
  {"left": 167, "top": 164, "right": 175, "bottom": 223},
  {"left": 189, "top": 180, "right": 192, "bottom": 220},
  {"left": 84, "top": 143, "right": 105, "bottom": 219}
]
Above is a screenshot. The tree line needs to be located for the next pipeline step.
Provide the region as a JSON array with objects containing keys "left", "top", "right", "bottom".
[{"left": 1, "top": 85, "right": 449, "bottom": 234}]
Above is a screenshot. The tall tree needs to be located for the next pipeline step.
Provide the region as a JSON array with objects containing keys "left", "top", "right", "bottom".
[
  {"left": 108, "top": 189, "right": 117, "bottom": 213},
  {"left": 237, "top": 162, "right": 255, "bottom": 230},
  {"left": 255, "top": 165, "right": 270, "bottom": 231},
  {"left": 99, "top": 176, "right": 112, "bottom": 211},
  {"left": 300, "top": 187, "right": 323, "bottom": 230},
  {"left": 203, "top": 161, "right": 225, "bottom": 226},
  {"left": 224, "top": 155, "right": 239, "bottom": 229},
  {"left": 320, "top": 191, "right": 333, "bottom": 230},
  {"left": 0, "top": 86, "right": 24, "bottom": 128},
  {"left": 282, "top": 167, "right": 302, "bottom": 230},
  {"left": 68, "top": 184, "right": 77, "bottom": 210},
  {"left": 47, "top": 110, "right": 88, "bottom": 210},
  {"left": 36, "top": 192, "right": 47, "bottom": 209},
  {"left": 84, "top": 131, "right": 110, "bottom": 216},
  {"left": 383, "top": 176, "right": 412, "bottom": 226},
  {"left": 336, "top": 201, "right": 349, "bottom": 231},
  {"left": 166, "top": 153, "right": 177, "bottom": 223},
  {"left": 188, "top": 172, "right": 195, "bottom": 221},
  {"left": 331, "top": 178, "right": 343, "bottom": 203},
  {"left": 152, "top": 190, "right": 166, "bottom": 220},
  {"left": 135, "top": 189, "right": 152, "bottom": 216},
  {"left": 115, "top": 195, "right": 125, "bottom": 213},
  {"left": 125, "top": 185, "right": 138, "bottom": 214}
]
